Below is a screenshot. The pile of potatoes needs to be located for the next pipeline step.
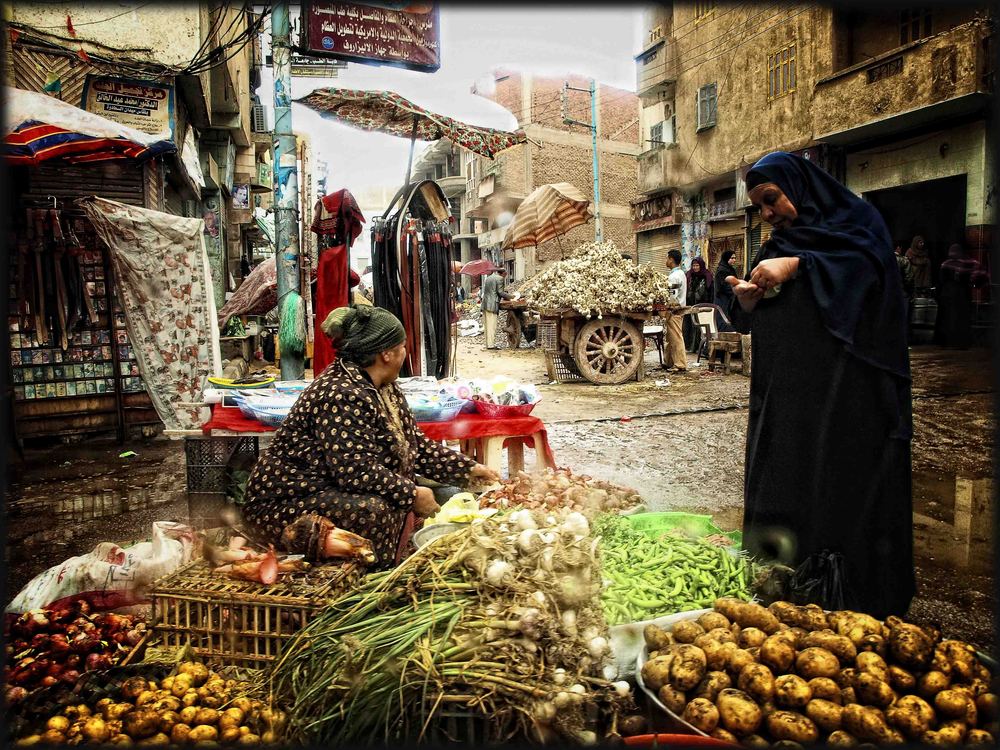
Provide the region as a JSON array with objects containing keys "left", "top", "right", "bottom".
[
  {"left": 639, "top": 598, "right": 998, "bottom": 748},
  {"left": 15, "top": 662, "right": 287, "bottom": 746}
]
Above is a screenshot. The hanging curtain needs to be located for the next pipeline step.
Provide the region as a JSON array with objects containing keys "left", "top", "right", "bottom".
[{"left": 79, "top": 196, "right": 222, "bottom": 432}]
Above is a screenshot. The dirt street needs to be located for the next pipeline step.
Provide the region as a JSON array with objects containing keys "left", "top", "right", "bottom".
[{"left": 4, "top": 339, "right": 995, "bottom": 652}]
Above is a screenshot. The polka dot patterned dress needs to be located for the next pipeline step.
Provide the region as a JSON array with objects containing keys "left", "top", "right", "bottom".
[{"left": 242, "top": 359, "right": 476, "bottom": 569}]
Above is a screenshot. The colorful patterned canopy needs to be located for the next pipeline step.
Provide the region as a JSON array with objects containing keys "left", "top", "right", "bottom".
[
  {"left": 3, "top": 86, "right": 176, "bottom": 165},
  {"left": 295, "top": 87, "right": 526, "bottom": 159},
  {"left": 502, "top": 182, "right": 593, "bottom": 249}
]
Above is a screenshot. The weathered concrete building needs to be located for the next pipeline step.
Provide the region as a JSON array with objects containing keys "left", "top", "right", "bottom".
[
  {"left": 634, "top": 3, "right": 993, "bottom": 291},
  {"left": 4, "top": 1, "right": 271, "bottom": 304},
  {"left": 461, "top": 70, "right": 642, "bottom": 281}
]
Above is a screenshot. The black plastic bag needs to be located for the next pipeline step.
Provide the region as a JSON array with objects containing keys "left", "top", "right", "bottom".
[{"left": 788, "top": 549, "right": 847, "bottom": 611}]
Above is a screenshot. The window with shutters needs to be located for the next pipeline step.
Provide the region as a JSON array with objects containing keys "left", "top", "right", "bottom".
[
  {"left": 899, "top": 8, "right": 932, "bottom": 46},
  {"left": 696, "top": 84, "right": 717, "bottom": 132},
  {"left": 767, "top": 43, "right": 797, "bottom": 101},
  {"left": 695, "top": 0, "right": 715, "bottom": 22}
]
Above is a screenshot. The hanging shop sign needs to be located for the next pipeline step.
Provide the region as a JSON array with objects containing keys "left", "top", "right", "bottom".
[
  {"left": 630, "top": 192, "right": 673, "bottom": 232},
  {"left": 301, "top": 1, "right": 441, "bottom": 73},
  {"left": 81, "top": 75, "right": 175, "bottom": 140}
]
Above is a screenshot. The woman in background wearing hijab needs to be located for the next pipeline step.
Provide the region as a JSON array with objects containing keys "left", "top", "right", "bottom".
[
  {"left": 683, "top": 256, "right": 713, "bottom": 351},
  {"left": 713, "top": 249, "right": 738, "bottom": 314},
  {"left": 242, "top": 306, "right": 499, "bottom": 568},
  {"left": 906, "top": 235, "right": 932, "bottom": 291},
  {"left": 935, "top": 243, "right": 988, "bottom": 349},
  {"left": 726, "top": 152, "right": 914, "bottom": 618}
]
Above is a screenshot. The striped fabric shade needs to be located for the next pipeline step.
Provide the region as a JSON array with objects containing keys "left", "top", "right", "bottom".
[
  {"left": 3, "top": 86, "right": 176, "bottom": 165},
  {"left": 502, "top": 182, "right": 593, "bottom": 250}
]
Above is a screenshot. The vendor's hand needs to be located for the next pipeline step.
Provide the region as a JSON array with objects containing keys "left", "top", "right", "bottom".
[
  {"left": 413, "top": 486, "right": 440, "bottom": 518},
  {"left": 726, "top": 275, "right": 765, "bottom": 312},
  {"left": 469, "top": 463, "right": 501, "bottom": 484},
  {"left": 749, "top": 257, "right": 799, "bottom": 291}
]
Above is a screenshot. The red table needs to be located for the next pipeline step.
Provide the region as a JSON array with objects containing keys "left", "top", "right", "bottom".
[{"left": 201, "top": 405, "right": 556, "bottom": 471}]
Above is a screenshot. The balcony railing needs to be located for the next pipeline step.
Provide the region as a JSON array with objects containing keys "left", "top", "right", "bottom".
[{"left": 709, "top": 198, "right": 737, "bottom": 218}]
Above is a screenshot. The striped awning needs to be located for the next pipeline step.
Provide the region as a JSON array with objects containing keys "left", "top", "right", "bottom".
[
  {"left": 3, "top": 86, "right": 176, "bottom": 165},
  {"left": 501, "top": 182, "right": 592, "bottom": 249}
]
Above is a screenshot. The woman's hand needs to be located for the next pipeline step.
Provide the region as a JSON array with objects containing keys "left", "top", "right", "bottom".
[
  {"left": 413, "top": 486, "right": 440, "bottom": 518},
  {"left": 749, "top": 257, "right": 799, "bottom": 291},
  {"left": 726, "top": 276, "right": 765, "bottom": 312},
  {"left": 469, "top": 463, "right": 501, "bottom": 484}
]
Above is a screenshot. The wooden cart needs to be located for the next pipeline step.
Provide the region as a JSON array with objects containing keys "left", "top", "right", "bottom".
[
  {"left": 535, "top": 305, "right": 674, "bottom": 385},
  {"left": 499, "top": 298, "right": 538, "bottom": 348}
]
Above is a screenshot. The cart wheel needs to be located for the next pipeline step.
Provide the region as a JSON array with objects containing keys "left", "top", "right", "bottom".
[{"left": 573, "top": 317, "right": 644, "bottom": 384}]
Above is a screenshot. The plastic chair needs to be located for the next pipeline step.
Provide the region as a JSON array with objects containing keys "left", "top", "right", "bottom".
[
  {"left": 689, "top": 305, "right": 718, "bottom": 364},
  {"left": 642, "top": 323, "right": 665, "bottom": 366}
]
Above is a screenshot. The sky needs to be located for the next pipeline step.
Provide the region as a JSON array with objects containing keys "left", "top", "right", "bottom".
[{"left": 257, "top": 4, "right": 644, "bottom": 200}]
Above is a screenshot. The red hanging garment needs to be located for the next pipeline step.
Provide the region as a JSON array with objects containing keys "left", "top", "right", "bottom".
[{"left": 311, "top": 190, "right": 365, "bottom": 375}]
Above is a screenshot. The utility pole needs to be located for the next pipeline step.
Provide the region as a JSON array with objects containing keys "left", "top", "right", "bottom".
[
  {"left": 562, "top": 79, "right": 602, "bottom": 243},
  {"left": 271, "top": 1, "right": 304, "bottom": 379}
]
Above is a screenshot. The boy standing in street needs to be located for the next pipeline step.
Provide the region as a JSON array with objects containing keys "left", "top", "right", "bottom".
[{"left": 664, "top": 250, "right": 688, "bottom": 372}]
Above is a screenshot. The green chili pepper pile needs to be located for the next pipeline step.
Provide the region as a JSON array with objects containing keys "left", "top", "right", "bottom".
[{"left": 593, "top": 514, "right": 753, "bottom": 625}]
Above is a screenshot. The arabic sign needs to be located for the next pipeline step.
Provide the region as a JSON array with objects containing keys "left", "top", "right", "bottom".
[
  {"left": 631, "top": 192, "right": 673, "bottom": 231},
  {"left": 81, "top": 75, "right": 174, "bottom": 140},
  {"left": 302, "top": 1, "right": 440, "bottom": 73}
]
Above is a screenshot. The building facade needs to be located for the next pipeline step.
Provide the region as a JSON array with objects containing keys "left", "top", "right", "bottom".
[
  {"left": 3, "top": 1, "right": 269, "bottom": 440},
  {"left": 634, "top": 3, "right": 993, "bottom": 292},
  {"left": 5, "top": 1, "right": 271, "bottom": 306},
  {"left": 462, "top": 70, "right": 642, "bottom": 281}
]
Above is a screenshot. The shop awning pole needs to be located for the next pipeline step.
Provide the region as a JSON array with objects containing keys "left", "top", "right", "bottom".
[
  {"left": 272, "top": 0, "right": 305, "bottom": 379},
  {"left": 403, "top": 116, "right": 419, "bottom": 187}
]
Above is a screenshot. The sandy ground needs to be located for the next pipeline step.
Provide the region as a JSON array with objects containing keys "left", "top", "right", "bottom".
[{"left": 5, "top": 339, "right": 995, "bottom": 651}]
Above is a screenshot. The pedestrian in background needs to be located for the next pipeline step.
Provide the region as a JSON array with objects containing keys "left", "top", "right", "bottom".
[
  {"left": 906, "top": 234, "right": 932, "bottom": 291},
  {"left": 713, "top": 249, "right": 738, "bottom": 313},
  {"left": 934, "top": 243, "right": 988, "bottom": 349},
  {"left": 728, "top": 151, "right": 913, "bottom": 618},
  {"left": 481, "top": 268, "right": 513, "bottom": 350},
  {"left": 684, "top": 256, "right": 712, "bottom": 352},
  {"left": 663, "top": 249, "right": 688, "bottom": 372}
]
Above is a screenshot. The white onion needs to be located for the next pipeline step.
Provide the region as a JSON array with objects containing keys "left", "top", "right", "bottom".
[
  {"left": 530, "top": 590, "right": 547, "bottom": 607},
  {"left": 510, "top": 509, "right": 537, "bottom": 531},
  {"left": 485, "top": 559, "right": 514, "bottom": 587},
  {"left": 587, "top": 635, "right": 609, "bottom": 659},
  {"left": 552, "top": 667, "right": 567, "bottom": 685},
  {"left": 560, "top": 609, "right": 578, "bottom": 637},
  {"left": 517, "top": 528, "right": 541, "bottom": 554},
  {"left": 553, "top": 691, "right": 573, "bottom": 709},
  {"left": 569, "top": 683, "right": 587, "bottom": 695},
  {"left": 612, "top": 680, "right": 631, "bottom": 697}
]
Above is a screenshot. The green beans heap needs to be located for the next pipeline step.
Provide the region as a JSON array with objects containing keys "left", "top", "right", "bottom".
[{"left": 593, "top": 514, "right": 752, "bottom": 625}]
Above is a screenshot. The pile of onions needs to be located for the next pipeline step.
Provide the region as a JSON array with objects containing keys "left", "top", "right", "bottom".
[
  {"left": 479, "top": 468, "right": 643, "bottom": 516},
  {"left": 4, "top": 601, "right": 146, "bottom": 703}
]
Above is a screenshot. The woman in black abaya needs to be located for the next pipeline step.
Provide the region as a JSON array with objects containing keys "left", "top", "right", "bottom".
[{"left": 727, "top": 152, "right": 914, "bottom": 618}]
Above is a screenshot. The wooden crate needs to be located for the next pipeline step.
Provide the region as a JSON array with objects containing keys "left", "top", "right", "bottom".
[{"left": 150, "top": 559, "right": 358, "bottom": 669}]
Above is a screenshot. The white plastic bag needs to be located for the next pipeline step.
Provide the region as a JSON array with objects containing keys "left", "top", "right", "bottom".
[{"left": 6, "top": 522, "right": 197, "bottom": 614}]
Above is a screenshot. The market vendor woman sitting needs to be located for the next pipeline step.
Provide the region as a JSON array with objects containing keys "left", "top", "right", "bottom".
[{"left": 242, "top": 305, "right": 499, "bottom": 568}]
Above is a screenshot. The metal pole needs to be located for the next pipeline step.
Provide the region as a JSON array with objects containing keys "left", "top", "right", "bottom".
[
  {"left": 590, "top": 78, "right": 602, "bottom": 243},
  {"left": 271, "top": 0, "right": 304, "bottom": 379}
]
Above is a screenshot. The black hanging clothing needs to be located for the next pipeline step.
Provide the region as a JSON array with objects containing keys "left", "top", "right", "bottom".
[{"left": 742, "top": 152, "right": 914, "bottom": 619}]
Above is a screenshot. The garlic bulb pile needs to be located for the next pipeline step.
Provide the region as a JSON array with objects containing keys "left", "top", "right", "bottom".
[{"left": 519, "top": 241, "right": 681, "bottom": 316}]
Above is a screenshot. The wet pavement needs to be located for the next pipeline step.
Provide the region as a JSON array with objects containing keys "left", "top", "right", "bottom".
[{"left": 3, "top": 344, "right": 995, "bottom": 653}]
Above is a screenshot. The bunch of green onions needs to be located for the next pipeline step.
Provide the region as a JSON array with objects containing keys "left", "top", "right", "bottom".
[{"left": 268, "top": 510, "right": 635, "bottom": 746}]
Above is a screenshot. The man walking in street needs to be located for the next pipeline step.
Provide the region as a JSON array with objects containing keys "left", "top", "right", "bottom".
[
  {"left": 481, "top": 268, "right": 513, "bottom": 350},
  {"left": 664, "top": 249, "right": 688, "bottom": 373}
]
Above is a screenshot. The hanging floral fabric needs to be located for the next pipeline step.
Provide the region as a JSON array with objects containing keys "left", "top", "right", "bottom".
[{"left": 79, "top": 196, "right": 222, "bottom": 431}]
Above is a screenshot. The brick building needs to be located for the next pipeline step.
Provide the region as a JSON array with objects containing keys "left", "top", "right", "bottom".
[
  {"left": 634, "top": 1, "right": 993, "bottom": 320},
  {"left": 460, "top": 70, "right": 642, "bottom": 281}
]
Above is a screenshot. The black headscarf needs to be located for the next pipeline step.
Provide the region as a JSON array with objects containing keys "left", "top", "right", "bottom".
[{"left": 745, "top": 152, "right": 910, "bottom": 380}]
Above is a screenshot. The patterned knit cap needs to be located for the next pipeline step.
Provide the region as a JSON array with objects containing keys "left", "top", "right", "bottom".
[{"left": 321, "top": 305, "right": 405, "bottom": 360}]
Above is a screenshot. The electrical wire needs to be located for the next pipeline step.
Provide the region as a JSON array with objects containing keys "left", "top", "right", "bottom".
[{"left": 27, "top": 3, "right": 156, "bottom": 28}]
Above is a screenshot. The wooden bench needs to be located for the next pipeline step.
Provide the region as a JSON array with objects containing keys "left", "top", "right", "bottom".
[{"left": 707, "top": 332, "right": 744, "bottom": 375}]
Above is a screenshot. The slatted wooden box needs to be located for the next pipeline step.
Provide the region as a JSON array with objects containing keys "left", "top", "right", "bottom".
[{"left": 150, "top": 559, "right": 358, "bottom": 669}]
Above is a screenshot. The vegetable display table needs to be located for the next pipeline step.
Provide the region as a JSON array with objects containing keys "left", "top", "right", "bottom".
[
  {"left": 199, "top": 404, "right": 556, "bottom": 477},
  {"left": 417, "top": 412, "right": 556, "bottom": 476}
]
